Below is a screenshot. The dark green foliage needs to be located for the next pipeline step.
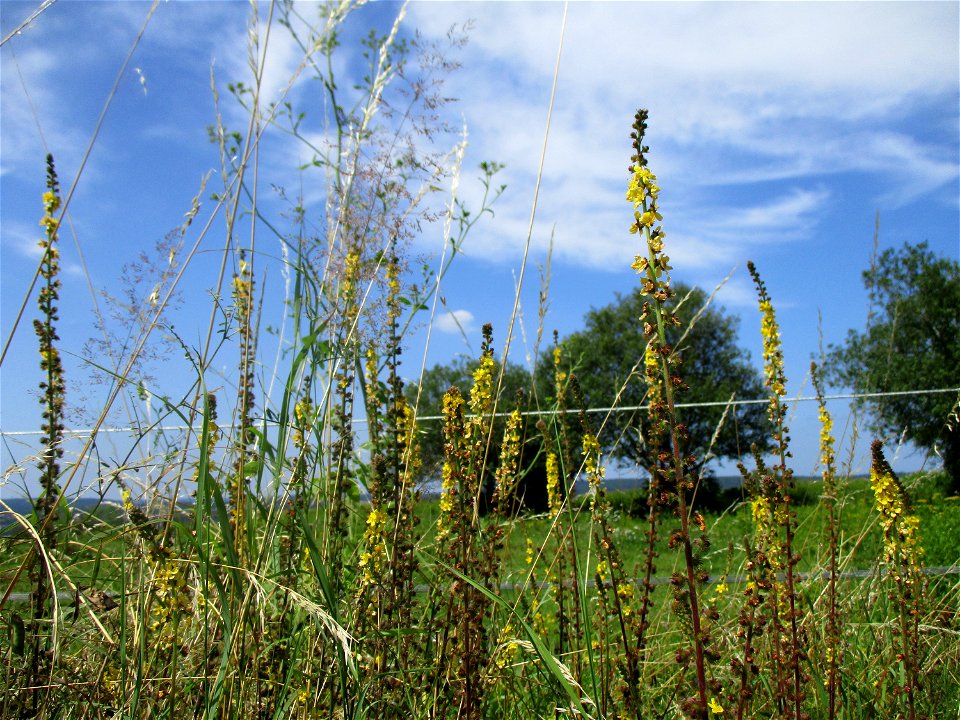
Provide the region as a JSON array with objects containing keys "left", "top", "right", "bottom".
[
  {"left": 830, "top": 242, "right": 960, "bottom": 491},
  {"left": 561, "top": 282, "right": 770, "bottom": 475}
]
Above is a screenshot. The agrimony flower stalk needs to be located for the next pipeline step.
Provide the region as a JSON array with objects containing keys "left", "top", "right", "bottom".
[
  {"left": 811, "top": 360, "right": 841, "bottom": 718},
  {"left": 870, "top": 440, "right": 924, "bottom": 720},
  {"left": 27, "top": 153, "right": 66, "bottom": 715},
  {"left": 542, "top": 339, "right": 585, "bottom": 682},
  {"left": 34, "top": 155, "right": 66, "bottom": 547},
  {"left": 627, "top": 109, "right": 719, "bottom": 719},
  {"left": 230, "top": 248, "right": 257, "bottom": 560},
  {"left": 746, "top": 261, "right": 808, "bottom": 719},
  {"left": 433, "top": 325, "right": 500, "bottom": 720},
  {"left": 573, "top": 378, "right": 647, "bottom": 717}
]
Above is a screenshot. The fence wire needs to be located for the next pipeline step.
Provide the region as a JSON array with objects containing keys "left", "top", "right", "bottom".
[{"left": 2, "top": 387, "right": 958, "bottom": 437}]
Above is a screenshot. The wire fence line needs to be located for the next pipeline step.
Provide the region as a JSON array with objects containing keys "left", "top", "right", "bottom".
[{"left": 2, "top": 387, "right": 958, "bottom": 438}]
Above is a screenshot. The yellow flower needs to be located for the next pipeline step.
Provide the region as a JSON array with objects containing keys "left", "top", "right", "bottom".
[
  {"left": 597, "top": 560, "right": 609, "bottom": 584},
  {"left": 42, "top": 191, "right": 60, "bottom": 213},
  {"left": 708, "top": 696, "right": 724, "bottom": 715},
  {"left": 492, "top": 624, "right": 519, "bottom": 671},
  {"left": 582, "top": 432, "right": 600, "bottom": 462},
  {"left": 366, "top": 508, "right": 387, "bottom": 533},
  {"left": 294, "top": 397, "right": 312, "bottom": 426},
  {"left": 639, "top": 210, "right": 657, "bottom": 227},
  {"left": 626, "top": 177, "right": 644, "bottom": 206},
  {"left": 816, "top": 392, "right": 836, "bottom": 486},
  {"left": 627, "top": 165, "right": 659, "bottom": 204},
  {"left": 120, "top": 487, "right": 138, "bottom": 517}
]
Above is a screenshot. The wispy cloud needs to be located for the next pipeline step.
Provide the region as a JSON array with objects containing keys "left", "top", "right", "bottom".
[
  {"left": 0, "top": 44, "right": 88, "bottom": 179},
  {"left": 435, "top": 309, "right": 474, "bottom": 335},
  {"left": 722, "top": 187, "right": 829, "bottom": 233},
  {"left": 405, "top": 2, "right": 958, "bottom": 274},
  {"left": 2, "top": 219, "right": 84, "bottom": 278}
]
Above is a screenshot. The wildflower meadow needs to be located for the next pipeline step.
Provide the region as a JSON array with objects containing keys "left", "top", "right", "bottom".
[{"left": 2, "top": 5, "right": 958, "bottom": 720}]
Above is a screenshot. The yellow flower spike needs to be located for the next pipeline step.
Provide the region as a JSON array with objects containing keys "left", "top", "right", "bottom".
[
  {"left": 870, "top": 441, "right": 923, "bottom": 570},
  {"left": 545, "top": 451, "right": 562, "bottom": 515},
  {"left": 437, "top": 387, "right": 465, "bottom": 543},
  {"left": 442, "top": 388, "right": 464, "bottom": 418},
  {"left": 553, "top": 345, "right": 567, "bottom": 383},
  {"left": 396, "top": 397, "right": 422, "bottom": 476},
  {"left": 495, "top": 408, "right": 524, "bottom": 508},
  {"left": 469, "top": 352, "right": 496, "bottom": 416},
  {"left": 582, "top": 431, "right": 604, "bottom": 486},
  {"left": 869, "top": 440, "right": 924, "bottom": 710},
  {"left": 757, "top": 298, "right": 786, "bottom": 398},
  {"left": 365, "top": 508, "right": 386, "bottom": 533}
]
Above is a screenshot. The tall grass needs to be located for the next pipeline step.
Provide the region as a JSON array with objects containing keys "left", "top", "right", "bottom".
[{"left": 2, "top": 5, "right": 959, "bottom": 719}]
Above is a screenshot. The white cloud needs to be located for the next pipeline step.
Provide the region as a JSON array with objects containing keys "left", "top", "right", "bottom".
[
  {"left": 402, "top": 1, "right": 958, "bottom": 272},
  {"left": 0, "top": 44, "right": 88, "bottom": 179},
  {"left": 2, "top": 219, "right": 84, "bottom": 278},
  {"left": 2, "top": 1, "right": 954, "bottom": 285},
  {"left": 727, "top": 188, "right": 829, "bottom": 232},
  {"left": 2, "top": 220, "right": 43, "bottom": 260},
  {"left": 435, "top": 309, "right": 475, "bottom": 335}
]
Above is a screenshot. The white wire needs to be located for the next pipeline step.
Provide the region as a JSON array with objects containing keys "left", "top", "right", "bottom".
[{"left": 2, "top": 387, "right": 957, "bottom": 436}]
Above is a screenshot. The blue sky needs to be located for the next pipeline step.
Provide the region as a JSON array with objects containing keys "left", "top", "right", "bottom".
[{"left": 2, "top": 1, "right": 958, "bottom": 493}]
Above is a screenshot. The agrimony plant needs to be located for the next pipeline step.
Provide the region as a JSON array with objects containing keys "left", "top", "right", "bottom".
[
  {"left": 628, "top": 109, "right": 719, "bottom": 719},
  {"left": 738, "top": 261, "right": 809, "bottom": 719},
  {"left": 870, "top": 440, "right": 924, "bottom": 720},
  {"left": 22, "top": 155, "right": 68, "bottom": 717}
]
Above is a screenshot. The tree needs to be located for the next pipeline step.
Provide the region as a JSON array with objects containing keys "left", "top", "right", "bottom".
[
  {"left": 560, "top": 282, "right": 770, "bottom": 479},
  {"left": 406, "top": 356, "right": 551, "bottom": 511},
  {"left": 830, "top": 242, "right": 960, "bottom": 491}
]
